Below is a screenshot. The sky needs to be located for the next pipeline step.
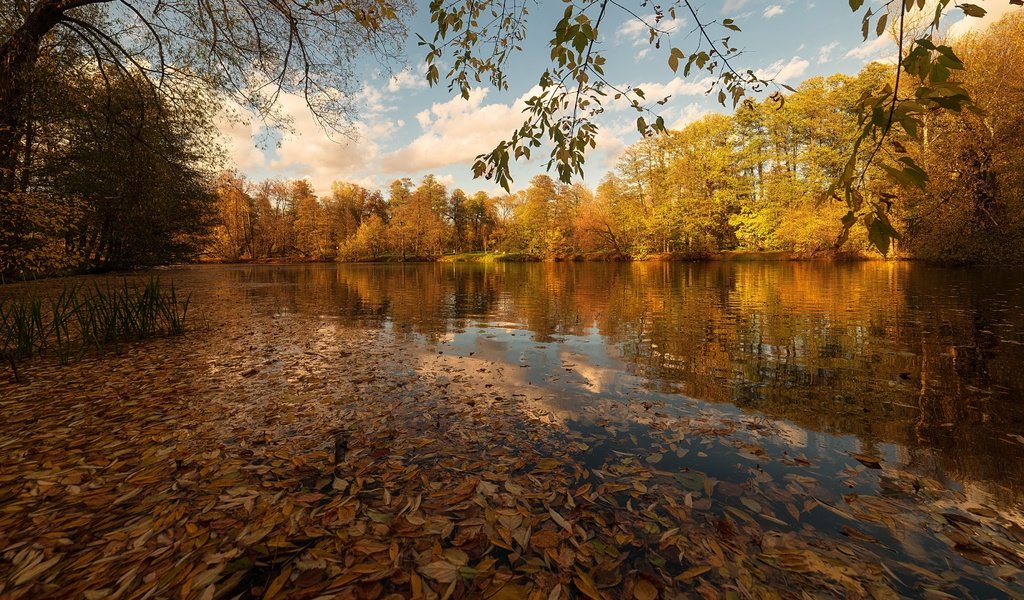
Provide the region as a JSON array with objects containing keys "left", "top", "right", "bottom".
[{"left": 217, "top": 0, "right": 1019, "bottom": 196}]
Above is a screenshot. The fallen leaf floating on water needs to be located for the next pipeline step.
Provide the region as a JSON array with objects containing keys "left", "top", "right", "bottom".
[
  {"left": 0, "top": 290, "right": 1022, "bottom": 599},
  {"left": 849, "top": 452, "right": 884, "bottom": 469}
]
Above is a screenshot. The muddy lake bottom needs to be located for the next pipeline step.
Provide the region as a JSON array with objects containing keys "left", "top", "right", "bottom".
[{"left": 2, "top": 262, "right": 1024, "bottom": 599}]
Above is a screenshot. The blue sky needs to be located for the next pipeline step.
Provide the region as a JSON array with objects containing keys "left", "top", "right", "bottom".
[{"left": 217, "top": 0, "right": 1015, "bottom": 196}]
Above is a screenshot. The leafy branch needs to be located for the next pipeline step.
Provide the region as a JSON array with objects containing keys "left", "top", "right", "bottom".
[
  {"left": 422, "top": 1, "right": 783, "bottom": 191},
  {"left": 833, "top": 0, "right": 993, "bottom": 255}
]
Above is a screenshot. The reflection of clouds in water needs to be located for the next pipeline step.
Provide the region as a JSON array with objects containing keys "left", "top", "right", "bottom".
[
  {"left": 964, "top": 483, "right": 1024, "bottom": 529},
  {"left": 165, "top": 261, "right": 1024, "bottom": 500},
  {"left": 774, "top": 421, "right": 809, "bottom": 448},
  {"left": 557, "top": 347, "right": 618, "bottom": 394}
]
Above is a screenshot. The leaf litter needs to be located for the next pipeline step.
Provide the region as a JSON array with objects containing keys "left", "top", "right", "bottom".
[{"left": 0, "top": 283, "right": 1023, "bottom": 599}]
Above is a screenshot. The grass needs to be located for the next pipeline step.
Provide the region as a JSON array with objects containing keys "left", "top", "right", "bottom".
[
  {"left": 439, "top": 252, "right": 541, "bottom": 263},
  {"left": 0, "top": 278, "right": 190, "bottom": 381}
]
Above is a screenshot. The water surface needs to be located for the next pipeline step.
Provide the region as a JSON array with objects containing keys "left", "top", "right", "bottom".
[
  {"left": 55, "top": 260, "right": 1024, "bottom": 595},
  {"left": 198, "top": 260, "right": 1024, "bottom": 504}
]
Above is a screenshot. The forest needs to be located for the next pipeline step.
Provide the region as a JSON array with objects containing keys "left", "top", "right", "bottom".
[{"left": 207, "top": 14, "right": 1024, "bottom": 265}]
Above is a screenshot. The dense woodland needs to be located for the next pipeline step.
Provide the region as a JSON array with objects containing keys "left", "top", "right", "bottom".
[
  {"left": 2, "top": 8, "right": 1023, "bottom": 277},
  {"left": 209, "top": 14, "right": 1024, "bottom": 265}
]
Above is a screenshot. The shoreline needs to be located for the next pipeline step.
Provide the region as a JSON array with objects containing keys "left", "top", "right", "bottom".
[{"left": 196, "top": 250, "right": 879, "bottom": 266}]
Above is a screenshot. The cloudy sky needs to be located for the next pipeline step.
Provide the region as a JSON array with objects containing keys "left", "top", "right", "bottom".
[{"left": 218, "top": 0, "right": 1017, "bottom": 196}]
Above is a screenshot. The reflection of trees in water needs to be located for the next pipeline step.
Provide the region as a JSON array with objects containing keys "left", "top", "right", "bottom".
[{"left": 208, "top": 262, "right": 1024, "bottom": 499}]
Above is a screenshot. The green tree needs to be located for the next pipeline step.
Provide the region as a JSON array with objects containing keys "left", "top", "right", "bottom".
[{"left": 29, "top": 71, "right": 218, "bottom": 272}]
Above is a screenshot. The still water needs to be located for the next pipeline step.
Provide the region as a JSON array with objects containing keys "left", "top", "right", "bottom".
[
  {"left": 182, "top": 260, "right": 1024, "bottom": 594},
  {"left": 207, "top": 261, "right": 1024, "bottom": 496}
]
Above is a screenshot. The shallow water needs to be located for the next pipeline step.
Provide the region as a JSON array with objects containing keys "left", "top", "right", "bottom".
[
  {"left": 9, "top": 260, "right": 1024, "bottom": 596},
  {"left": 190, "top": 261, "right": 1024, "bottom": 499},
  {"left": 182, "top": 260, "right": 1024, "bottom": 595}
]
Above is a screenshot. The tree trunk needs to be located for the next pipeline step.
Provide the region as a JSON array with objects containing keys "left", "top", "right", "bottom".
[{"left": 1, "top": 2, "right": 66, "bottom": 187}]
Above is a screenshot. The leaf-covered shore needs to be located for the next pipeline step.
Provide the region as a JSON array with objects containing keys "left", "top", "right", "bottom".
[{"left": 1, "top": 284, "right": 1023, "bottom": 599}]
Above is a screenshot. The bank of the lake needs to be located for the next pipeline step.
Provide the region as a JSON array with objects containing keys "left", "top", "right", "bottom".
[
  {"left": 1, "top": 262, "right": 1023, "bottom": 599},
  {"left": 197, "top": 249, "right": 877, "bottom": 265}
]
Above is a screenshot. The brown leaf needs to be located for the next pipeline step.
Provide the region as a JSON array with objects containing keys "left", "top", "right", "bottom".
[
  {"left": 549, "top": 508, "right": 572, "bottom": 533},
  {"left": 633, "top": 578, "right": 658, "bottom": 600},
  {"left": 419, "top": 560, "right": 459, "bottom": 583},
  {"left": 532, "top": 529, "right": 560, "bottom": 549},
  {"left": 676, "top": 565, "right": 711, "bottom": 581},
  {"left": 850, "top": 453, "right": 883, "bottom": 469},
  {"left": 574, "top": 573, "right": 603, "bottom": 600}
]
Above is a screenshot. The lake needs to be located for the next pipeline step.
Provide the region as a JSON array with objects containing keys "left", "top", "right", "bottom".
[
  {"left": 3, "top": 260, "right": 1024, "bottom": 597},
  {"left": 213, "top": 261, "right": 1024, "bottom": 497}
]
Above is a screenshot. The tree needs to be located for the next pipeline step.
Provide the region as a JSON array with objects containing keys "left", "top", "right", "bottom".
[
  {"left": 292, "top": 180, "right": 332, "bottom": 258},
  {"left": 0, "top": 0, "right": 409, "bottom": 197},
  {"left": 211, "top": 172, "right": 255, "bottom": 261},
  {"left": 386, "top": 178, "right": 414, "bottom": 259},
  {"left": 447, "top": 188, "right": 468, "bottom": 253},
  {"left": 465, "top": 191, "right": 496, "bottom": 251},
  {"left": 24, "top": 69, "right": 218, "bottom": 273},
  {"left": 419, "top": 0, "right": 1020, "bottom": 254},
  {"left": 899, "top": 11, "right": 1024, "bottom": 262},
  {"left": 251, "top": 180, "right": 294, "bottom": 258}
]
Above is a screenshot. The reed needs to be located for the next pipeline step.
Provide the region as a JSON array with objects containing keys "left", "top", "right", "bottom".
[{"left": 0, "top": 277, "right": 191, "bottom": 380}]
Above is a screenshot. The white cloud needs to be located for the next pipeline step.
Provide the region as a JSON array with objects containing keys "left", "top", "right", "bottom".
[
  {"left": 723, "top": 0, "right": 752, "bottom": 13},
  {"left": 591, "top": 118, "right": 637, "bottom": 171},
  {"left": 609, "top": 76, "right": 714, "bottom": 111},
  {"left": 617, "top": 14, "right": 686, "bottom": 46},
  {"left": 845, "top": 35, "right": 894, "bottom": 60},
  {"left": 216, "top": 87, "right": 397, "bottom": 194},
  {"left": 377, "top": 87, "right": 530, "bottom": 174},
  {"left": 387, "top": 69, "right": 428, "bottom": 93},
  {"left": 947, "top": 2, "right": 1021, "bottom": 38},
  {"left": 763, "top": 5, "right": 784, "bottom": 19},
  {"left": 617, "top": 18, "right": 648, "bottom": 41},
  {"left": 216, "top": 108, "right": 266, "bottom": 173},
  {"left": 817, "top": 41, "right": 840, "bottom": 64},
  {"left": 355, "top": 83, "right": 392, "bottom": 115},
  {"left": 755, "top": 56, "right": 810, "bottom": 83},
  {"left": 268, "top": 94, "right": 390, "bottom": 193}
]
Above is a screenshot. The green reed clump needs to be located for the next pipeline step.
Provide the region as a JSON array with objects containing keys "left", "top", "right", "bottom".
[{"left": 0, "top": 278, "right": 191, "bottom": 380}]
